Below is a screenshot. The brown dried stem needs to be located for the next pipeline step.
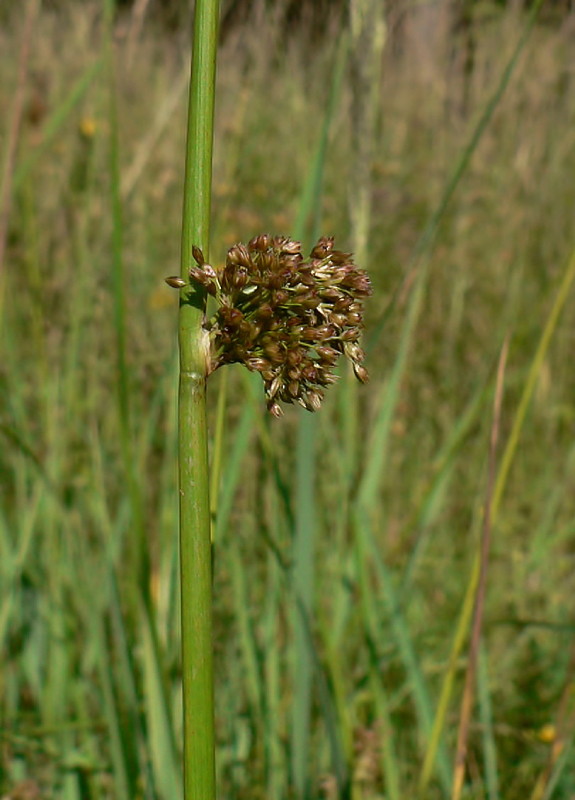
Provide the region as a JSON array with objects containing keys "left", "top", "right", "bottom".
[{"left": 451, "top": 337, "right": 509, "bottom": 800}]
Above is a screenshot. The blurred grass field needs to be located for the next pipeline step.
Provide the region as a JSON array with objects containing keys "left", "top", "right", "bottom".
[{"left": 2, "top": 1, "right": 575, "bottom": 798}]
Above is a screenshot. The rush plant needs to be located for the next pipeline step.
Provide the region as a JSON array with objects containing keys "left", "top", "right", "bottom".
[{"left": 173, "top": 3, "right": 370, "bottom": 799}]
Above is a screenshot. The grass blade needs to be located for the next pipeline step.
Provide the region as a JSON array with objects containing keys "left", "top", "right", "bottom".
[{"left": 290, "top": 29, "right": 348, "bottom": 799}]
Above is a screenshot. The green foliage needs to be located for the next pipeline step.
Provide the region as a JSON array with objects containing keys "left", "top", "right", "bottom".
[{"left": 2, "top": 2, "right": 575, "bottom": 799}]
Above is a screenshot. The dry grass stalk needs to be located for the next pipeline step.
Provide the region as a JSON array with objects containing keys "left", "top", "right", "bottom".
[{"left": 451, "top": 337, "right": 509, "bottom": 800}]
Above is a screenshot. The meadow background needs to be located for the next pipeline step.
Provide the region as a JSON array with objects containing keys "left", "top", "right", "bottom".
[{"left": 1, "top": 1, "right": 575, "bottom": 798}]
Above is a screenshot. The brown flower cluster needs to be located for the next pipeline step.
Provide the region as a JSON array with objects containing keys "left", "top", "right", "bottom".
[{"left": 167, "top": 235, "right": 371, "bottom": 416}]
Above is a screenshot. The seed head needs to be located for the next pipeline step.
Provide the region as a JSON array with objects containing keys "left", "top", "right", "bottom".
[{"left": 183, "top": 235, "right": 371, "bottom": 415}]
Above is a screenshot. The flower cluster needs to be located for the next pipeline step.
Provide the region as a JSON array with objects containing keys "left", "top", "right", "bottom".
[{"left": 167, "top": 235, "right": 371, "bottom": 416}]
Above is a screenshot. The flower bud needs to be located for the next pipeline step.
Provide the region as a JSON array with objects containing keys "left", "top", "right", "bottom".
[
  {"left": 165, "top": 276, "right": 187, "bottom": 289},
  {"left": 267, "top": 400, "right": 283, "bottom": 417},
  {"left": 316, "top": 346, "right": 339, "bottom": 365},
  {"left": 279, "top": 237, "right": 302, "bottom": 255},
  {"left": 305, "top": 391, "right": 323, "bottom": 412},
  {"left": 319, "top": 286, "right": 341, "bottom": 300},
  {"left": 328, "top": 313, "right": 346, "bottom": 328},
  {"left": 271, "top": 289, "right": 289, "bottom": 305},
  {"left": 344, "top": 342, "right": 365, "bottom": 362},
  {"left": 192, "top": 245, "right": 205, "bottom": 265},
  {"left": 249, "top": 234, "right": 272, "bottom": 251},
  {"left": 286, "top": 347, "right": 304, "bottom": 366},
  {"left": 310, "top": 237, "right": 334, "bottom": 259},
  {"left": 246, "top": 356, "right": 268, "bottom": 372},
  {"left": 189, "top": 266, "right": 217, "bottom": 295},
  {"left": 264, "top": 341, "right": 285, "bottom": 365},
  {"left": 267, "top": 376, "right": 282, "bottom": 398},
  {"left": 288, "top": 381, "right": 300, "bottom": 398},
  {"left": 227, "top": 243, "right": 252, "bottom": 267},
  {"left": 353, "top": 364, "right": 370, "bottom": 383}
]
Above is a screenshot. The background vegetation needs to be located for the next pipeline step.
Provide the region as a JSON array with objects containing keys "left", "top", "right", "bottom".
[{"left": 1, "top": 1, "right": 575, "bottom": 798}]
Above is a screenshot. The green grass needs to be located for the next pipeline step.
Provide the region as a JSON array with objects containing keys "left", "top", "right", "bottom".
[{"left": 2, "top": 2, "right": 575, "bottom": 799}]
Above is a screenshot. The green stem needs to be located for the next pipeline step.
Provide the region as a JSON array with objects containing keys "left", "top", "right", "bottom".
[{"left": 178, "top": 1, "right": 220, "bottom": 799}]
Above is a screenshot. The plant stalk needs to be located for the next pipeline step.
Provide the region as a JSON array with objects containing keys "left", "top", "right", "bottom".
[{"left": 178, "top": 1, "right": 219, "bottom": 798}]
